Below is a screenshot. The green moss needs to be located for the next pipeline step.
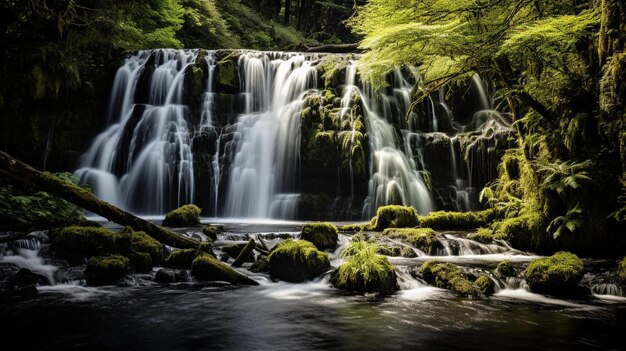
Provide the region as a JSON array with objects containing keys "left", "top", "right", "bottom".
[
  {"left": 249, "top": 257, "right": 269, "bottom": 273},
  {"left": 165, "top": 249, "right": 200, "bottom": 269},
  {"left": 492, "top": 212, "right": 543, "bottom": 250},
  {"left": 368, "top": 205, "right": 419, "bottom": 231},
  {"left": 331, "top": 241, "right": 398, "bottom": 295},
  {"left": 85, "top": 255, "right": 130, "bottom": 286},
  {"left": 471, "top": 228, "right": 494, "bottom": 244},
  {"left": 191, "top": 253, "right": 258, "bottom": 285},
  {"left": 496, "top": 260, "right": 516, "bottom": 277},
  {"left": 301, "top": 222, "right": 339, "bottom": 251},
  {"left": 339, "top": 223, "right": 366, "bottom": 232},
  {"left": 524, "top": 252, "right": 584, "bottom": 296},
  {"left": 382, "top": 228, "right": 437, "bottom": 254},
  {"left": 418, "top": 209, "right": 495, "bottom": 230},
  {"left": 318, "top": 56, "right": 348, "bottom": 88},
  {"left": 162, "top": 204, "right": 201, "bottom": 227},
  {"left": 128, "top": 228, "right": 164, "bottom": 264},
  {"left": 202, "top": 225, "right": 221, "bottom": 241},
  {"left": 474, "top": 275, "right": 494, "bottom": 295},
  {"left": 420, "top": 261, "right": 478, "bottom": 296},
  {"left": 617, "top": 257, "right": 626, "bottom": 284},
  {"left": 215, "top": 55, "right": 239, "bottom": 93},
  {"left": 267, "top": 239, "right": 330, "bottom": 283},
  {"left": 49, "top": 226, "right": 123, "bottom": 260}
]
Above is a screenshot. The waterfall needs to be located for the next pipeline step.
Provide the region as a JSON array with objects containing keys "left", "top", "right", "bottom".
[
  {"left": 75, "top": 49, "right": 197, "bottom": 213},
  {"left": 75, "top": 49, "right": 513, "bottom": 219},
  {"left": 223, "top": 52, "right": 317, "bottom": 218}
]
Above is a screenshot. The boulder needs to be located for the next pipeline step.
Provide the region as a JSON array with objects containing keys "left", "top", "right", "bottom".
[
  {"left": 524, "top": 252, "right": 584, "bottom": 296},
  {"left": 165, "top": 249, "right": 200, "bottom": 269},
  {"left": 162, "top": 204, "right": 201, "bottom": 227},
  {"left": 85, "top": 255, "right": 130, "bottom": 286},
  {"left": 367, "top": 205, "right": 419, "bottom": 231},
  {"left": 155, "top": 268, "right": 189, "bottom": 284},
  {"left": 300, "top": 222, "right": 339, "bottom": 251},
  {"left": 268, "top": 239, "right": 330, "bottom": 282}
]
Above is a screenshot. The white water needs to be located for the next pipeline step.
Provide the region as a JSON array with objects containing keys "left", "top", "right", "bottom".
[
  {"left": 224, "top": 52, "right": 316, "bottom": 218},
  {"left": 75, "top": 49, "right": 198, "bottom": 213}
]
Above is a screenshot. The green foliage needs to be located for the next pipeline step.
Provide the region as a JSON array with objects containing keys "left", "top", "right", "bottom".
[
  {"left": 367, "top": 205, "right": 419, "bottom": 231},
  {"left": 524, "top": 252, "right": 584, "bottom": 296},
  {"left": 301, "top": 222, "right": 339, "bottom": 251},
  {"left": 267, "top": 239, "right": 331, "bottom": 282},
  {"left": 472, "top": 228, "right": 494, "bottom": 244},
  {"left": 0, "top": 173, "right": 84, "bottom": 229},
  {"left": 536, "top": 160, "right": 592, "bottom": 195},
  {"left": 418, "top": 210, "right": 495, "bottom": 230},
  {"left": 547, "top": 204, "right": 584, "bottom": 239},
  {"left": 85, "top": 255, "right": 130, "bottom": 286},
  {"left": 331, "top": 240, "right": 398, "bottom": 295},
  {"left": 162, "top": 204, "right": 202, "bottom": 227}
]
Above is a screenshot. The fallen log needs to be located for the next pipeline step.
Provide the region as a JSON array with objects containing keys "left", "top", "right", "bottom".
[
  {"left": 300, "top": 43, "right": 361, "bottom": 54},
  {"left": 0, "top": 150, "right": 201, "bottom": 250},
  {"left": 232, "top": 239, "right": 256, "bottom": 268}
]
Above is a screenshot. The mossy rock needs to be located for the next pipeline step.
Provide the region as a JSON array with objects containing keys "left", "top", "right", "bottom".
[
  {"left": 215, "top": 56, "right": 239, "bottom": 94},
  {"left": 420, "top": 261, "right": 478, "bottom": 297},
  {"left": 127, "top": 228, "right": 164, "bottom": 264},
  {"left": 165, "top": 249, "right": 200, "bottom": 269},
  {"left": 250, "top": 257, "right": 269, "bottom": 273},
  {"left": 524, "top": 252, "right": 584, "bottom": 296},
  {"left": 49, "top": 226, "right": 123, "bottom": 260},
  {"left": 191, "top": 253, "right": 258, "bottom": 285},
  {"left": 418, "top": 210, "right": 494, "bottom": 230},
  {"left": 339, "top": 223, "right": 366, "bottom": 232},
  {"left": 162, "top": 205, "right": 201, "bottom": 227},
  {"left": 492, "top": 213, "right": 543, "bottom": 250},
  {"left": 155, "top": 268, "right": 189, "bottom": 284},
  {"left": 268, "top": 239, "right": 330, "bottom": 283},
  {"left": 383, "top": 228, "right": 438, "bottom": 254},
  {"left": 301, "top": 222, "right": 339, "bottom": 251},
  {"left": 368, "top": 205, "right": 419, "bottom": 231},
  {"left": 474, "top": 275, "right": 495, "bottom": 295},
  {"left": 128, "top": 251, "right": 153, "bottom": 272},
  {"left": 202, "top": 225, "right": 222, "bottom": 241},
  {"left": 469, "top": 228, "right": 494, "bottom": 244},
  {"left": 619, "top": 257, "right": 626, "bottom": 284},
  {"left": 496, "top": 260, "right": 516, "bottom": 278},
  {"left": 222, "top": 243, "right": 255, "bottom": 262},
  {"left": 85, "top": 255, "right": 130, "bottom": 286}
]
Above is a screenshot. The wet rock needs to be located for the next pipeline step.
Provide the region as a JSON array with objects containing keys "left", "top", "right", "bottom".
[
  {"left": 222, "top": 243, "right": 254, "bottom": 262},
  {"left": 202, "top": 225, "right": 222, "bottom": 241},
  {"left": 191, "top": 253, "right": 258, "bottom": 285},
  {"left": 496, "top": 260, "right": 516, "bottom": 278},
  {"left": 249, "top": 256, "right": 269, "bottom": 273},
  {"left": 300, "top": 222, "right": 338, "bottom": 251},
  {"left": 474, "top": 275, "right": 495, "bottom": 295},
  {"left": 524, "top": 252, "right": 584, "bottom": 296},
  {"left": 0, "top": 268, "right": 38, "bottom": 300},
  {"left": 383, "top": 228, "right": 437, "bottom": 254},
  {"left": 162, "top": 205, "right": 201, "bottom": 227},
  {"left": 367, "top": 205, "right": 419, "bottom": 231},
  {"left": 165, "top": 249, "right": 201, "bottom": 269},
  {"left": 268, "top": 239, "right": 330, "bottom": 283},
  {"left": 155, "top": 268, "right": 189, "bottom": 284},
  {"left": 85, "top": 255, "right": 130, "bottom": 286},
  {"left": 420, "top": 260, "right": 481, "bottom": 297}
]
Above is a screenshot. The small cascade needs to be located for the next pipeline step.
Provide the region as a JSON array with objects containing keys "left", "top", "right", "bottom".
[
  {"left": 75, "top": 49, "right": 198, "bottom": 213},
  {"left": 224, "top": 52, "right": 317, "bottom": 218},
  {"left": 358, "top": 66, "right": 434, "bottom": 217},
  {"left": 0, "top": 236, "right": 57, "bottom": 285}
]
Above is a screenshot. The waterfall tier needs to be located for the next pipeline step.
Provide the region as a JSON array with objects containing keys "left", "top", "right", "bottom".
[{"left": 76, "top": 49, "right": 514, "bottom": 219}]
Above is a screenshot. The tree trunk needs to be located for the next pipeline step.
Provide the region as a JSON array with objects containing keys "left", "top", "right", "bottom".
[
  {"left": 0, "top": 150, "right": 202, "bottom": 250},
  {"left": 599, "top": 0, "right": 626, "bottom": 118},
  {"left": 284, "top": 0, "right": 291, "bottom": 25},
  {"left": 301, "top": 43, "right": 361, "bottom": 53},
  {"left": 232, "top": 239, "right": 256, "bottom": 268}
]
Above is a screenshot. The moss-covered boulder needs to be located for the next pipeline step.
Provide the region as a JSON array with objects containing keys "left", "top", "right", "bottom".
[
  {"left": 191, "top": 253, "right": 258, "bottom": 285},
  {"left": 368, "top": 205, "right": 419, "bottom": 231},
  {"left": 496, "top": 260, "right": 516, "bottom": 278},
  {"left": 339, "top": 223, "right": 366, "bottom": 232},
  {"left": 215, "top": 55, "right": 239, "bottom": 94},
  {"left": 420, "top": 261, "right": 480, "bottom": 296},
  {"left": 524, "top": 252, "right": 584, "bottom": 296},
  {"left": 155, "top": 268, "right": 189, "bottom": 284},
  {"left": 85, "top": 255, "right": 130, "bottom": 286},
  {"left": 165, "top": 249, "right": 200, "bottom": 269},
  {"left": 128, "top": 229, "right": 164, "bottom": 264},
  {"left": 418, "top": 210, "right": 494, "bottom": 230},
  {"left": 331, "top": 241, "right": 398, "bottom": 295},
  {"left": 202, "top": 225, "right": 222, "bottom": 241},
  {"left": 162, "top": 205, "right": 201, "bottom": 227},
  {"left": 383, "top": 228, "right": 438, "bottom": 254},
  {"left": 268, "top": 239, "right": 330, "bottom": 282},
  {"left": 250, "top": 256, "right": 270, "bottom": 273},
  {"left": 474, "top": 275, "right": 495, "bottom": 295},
  {"left": 300, "top": 222, "right": 339, "bottom": 251},
  {"left": 49, "top": 226, "right": 122, "bottom": 260},
  {"left": 619, "top": 257, "right": 626, "bottom": 284}
]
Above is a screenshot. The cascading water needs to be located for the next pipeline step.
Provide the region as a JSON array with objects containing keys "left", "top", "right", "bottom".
[
  {"left": 75, "top": 49, "right": 514, "bottom": 219},
  {"left": 224, "top": 52, "right": 317, "bottom": 218},
  {"left": 75, "top": 49, "right": 197, "bottom": 213}
]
